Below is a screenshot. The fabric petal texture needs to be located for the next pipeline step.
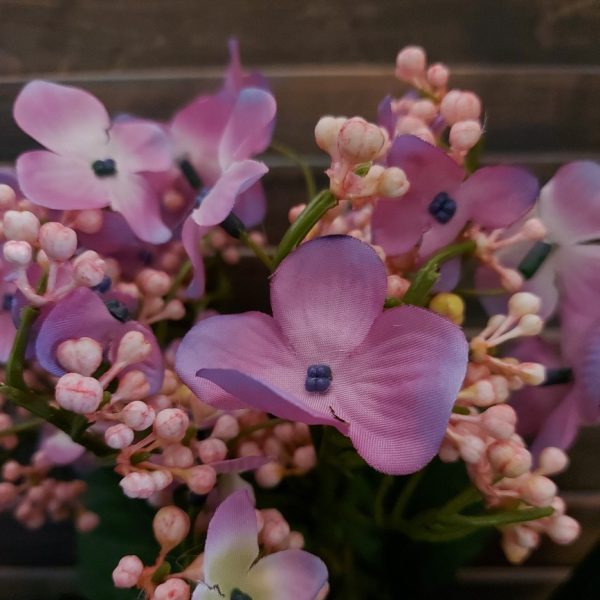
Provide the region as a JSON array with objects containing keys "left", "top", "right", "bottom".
[{"left": 181, "top": 217, "right": 208, "bottom": 298}]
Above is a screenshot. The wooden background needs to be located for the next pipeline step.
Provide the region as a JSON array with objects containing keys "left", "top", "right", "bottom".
[{"left": 0, "top": 1, "right": 599, "bottom": 598}]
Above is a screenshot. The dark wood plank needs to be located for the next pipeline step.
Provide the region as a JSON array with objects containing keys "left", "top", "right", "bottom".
[{"left": 1, "top": 0, "right": 600, "bottom": 76}]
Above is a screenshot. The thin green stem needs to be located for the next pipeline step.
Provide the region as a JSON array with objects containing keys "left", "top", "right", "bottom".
[
  {"left": 0, "top": 417, "right": 44, "bottom": 437},
  {"left": 270, "top": 141, "right": 317, "bottom": 200},
  {"left": 374, "top": 475, "right": 394, "bottom": 526},
  {"left": 238, "top": 230, "right": 274, "bottom": 271},
  {"left": 392, "top": 468, "right": 426, "bottom": 523},
  {"left": 441, "top": 506, "right": 554, "bottom": 528},
  {"left": 402, "top": 239, "right": 476, "bottom": 307},
  {"left": 165, "top": 260, "right": 192, "bottom": 302},
  {"left": 438, "top": 484, "right": 482, "bottom": 516},
  {"left": 6, "top": 305, "right": 39, "bottom": 390},
  {"left": 272, "top": 190, "right": 337, "bottom": 268}
]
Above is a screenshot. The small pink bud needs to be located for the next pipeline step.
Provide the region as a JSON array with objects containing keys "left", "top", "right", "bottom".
[
  {"left": 262, "top": 519, "right": 290, "bottom": 548},
  {"left": 73, "top": 250, "right": 106, "bottom": 287},
  {"left": 377, "top": 167, "right": 409, "bottom": 197},
  {"left": 154, "top": 408, "right": 189, "bottom": 442},
  {"left": 136, "top": 268, "right": 171, "bottom": 297},
  {"left": 409, "top": 99, "right": 437, "bottom": 123},
  {"left": 112, "top": 555, "right": 144, "bottom": 588},
  {"left": 488, "top": 440, "right": 532, "bottom": 478},
  {"left": 119, "top": 472, "right": 156, "bottom": 499},
  {"left": 387, "top": 274, "right": 410, "bottom": 299},
  {"left": 449, "top": 120, "right": 482, "bottom": 151},
  {"left": 153, "top": 505, "right": 190, "bottom": 552},
  {"left": 338, "top": 117, "right": 388, "bottom": 163},
  {"left": 238, "top": 441, "right": 262, "bottom": 457},
  {"left": 288, "top": 203, "right": 306, "bottom": 224},
  {"left": 395, "top": 46, "right": 427, "bottom": 81},
  {"left": 3, "top": 210, "right": 40, "bottom": 243},
  {"left": 3, "top": 240, "right": 32, "bottom": 266},
  {"left": 481, "top": 405, "right": 517, "bottom": 439},
  {"left": 121, "top": 401, "right": 155, "bottom": 431},
  {"left": 162, "top": 444, "right": 195, "bottom": 468},
  {"left": 104, "top": 424, "right": 135, "bottom": 449},
  {"left": 500, "top": 268, "right": 524, "bottom": 292},
  {"left": 196, "top": 438, "right": 228, "bottom": 463},
  {"left": 293, "top": 445, "right": 317, "bottom": 471},
  {"left": 519, "top": 362, "right": 546, "bottom": 385},
  {"left": 548, "top": 514, "right": 580, "bottom": 544},
  {"left": 73, "top": 209, "right": 104, "bottom": 234},
  {"left": 521, "top": 218, "right": 547, "bottom": 240},
  {"left": 273, "top": 423, "right": 295, "bottom": 443},
  {"left": 2, "top": 460, "right": 22, "bottom": 481},
  {"left": 186, "top": 465, "right": 217, "bottom": 495},
  {"left": 211, "top": 414, "right": 240, "bottom": 440},
  {"left": 161, "top": 370, "right": 178, "bottom": 395},
  {"left": 150, "top": 469, "right": 173, "bottom": 491},
  {"left": 314, "top": 116, "right": 346, "bottom": 153},
  {"left": 114, "top": 370, "right": 150, "bottom": 402},
  {"left": 154, "top": 578, "right": 190, "bottom": 600},
  {"left": 508, "top": 292, "right": 541, "bottom": 318},
  {"left": 255, "top": 462, "right": 284, "bottom": 488},
  {"left": 538, "top": 447, "right": 569, "bottom": 476},
  {"left": 513, "top": 525, "right": 540, "bottom": 549},
  {"left": 427, "top": 63, "right": 449, "bottom": 88},
  {"left": 438, "top": 440, "right": 460, "bottom": 462},
  {"left": 55, "top": 373, "right": 103, "bottom": 414},
  {"left": 38, "top": 222, "right": 77, "bottom": 261},
  {"left": 115, "top": 331, "right": 152, "bottom": 366},
  {"left": 288, "top": 531, "right": 305, "bottom": 549},
  {"left": 521, "top": 475, "right": 557, "bottom": 507},
  {"left": 56, "top": 337, "right": 103, "bottom": 376},
  {"left": 0, "top": 482, "right": 17, "bottom": 507},
  {"left": 0, "top": 184, "right": 16, "bottom": 208},
  {"left": 441, "top": 91, "right": 482, "bottom": 124},
  {"left": 76, "top": 511, "right": 100, "bottom": 532}
]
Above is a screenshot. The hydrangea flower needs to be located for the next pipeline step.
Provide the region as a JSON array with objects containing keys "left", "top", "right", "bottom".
[
  {"left": 192, "top": 490, "right": 328, "bottom": 600},
  {"left": 14, "top": 81, "right": 173, "bottom": 244},
  {"left": 371, "top": 135, "right": 539, "bottom": 258},
  {"left": 177, "top": 235, "right": 468, "bottom": 474}
]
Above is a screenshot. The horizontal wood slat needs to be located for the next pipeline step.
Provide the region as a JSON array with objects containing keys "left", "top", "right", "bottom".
[{"left": 1, "top": 0, "right": 600, "bottom": 75}]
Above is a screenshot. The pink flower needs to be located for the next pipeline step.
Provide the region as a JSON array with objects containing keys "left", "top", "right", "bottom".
[
  {"left": 192, "top": 490, "right": 327, "bottom": 600},
  {"left": 14, "top": 81, "right": 173, "bottom": 243},
  {"left": 176, "top": 235, "right": 468, "bottom": 475}
]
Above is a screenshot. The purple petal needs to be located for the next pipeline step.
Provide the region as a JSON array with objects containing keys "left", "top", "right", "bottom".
[
  {"left": 433, "top": 258, "right": 462, "bottom": 292},
  {"left": 108, "top": 120, "right": 172, "bottom": 173},
  {"left": 0, "top": 312, "right": 16, "bottom": 364},
  {"left": 190, "top": 160, "right": 268, "bottom": 227},
  {"left": 203, "top": 490, "right": 259, "bottom": 589},
  {"left": 224, "top": 38, "right": 270, "bottom": 95},
  {"left": 218, "top": 88, "right": 276, "bottom": 168},
  {"left": 13, "top": 80, "right": 109, "bottom": 157},
  {"left": 377, "top": 95, "right": 396, "bottom": 137},
  {"left": 233, "top": 180, "right": 267, "bottom": 228},
  {"left": 108, "top": 174, "right": 172, "bottom": 244},
  {"left": 270, "top": 236, "right": 387, "bottom": 357},
  {"left": 334, "top": 305, "right": 468, "bottom": 474},
  {"left": 181, "top": 217, "right": 208, "bottom": 298},
  {"left": 457, "top": 166, "right": 539, "bottom": 230},
  {"left": 16, "top": 151, "right": 110, "bottom": 210},
  {"left": 40, "top": 430, "right": 85, "bottom": 465},
  {"left": 244, "top": 549, "right": 328, "bottom": 600},
  {"left": 210, "top": 455, "right": 273, "bottom": 475},
  {"left": 539, "top": 161, "right": 600, "bottom": 244}
]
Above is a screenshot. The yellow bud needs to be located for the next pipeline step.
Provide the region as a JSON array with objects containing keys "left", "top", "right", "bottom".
[{"left": 429, "top": 293, "right": 465, "bottom": 325}]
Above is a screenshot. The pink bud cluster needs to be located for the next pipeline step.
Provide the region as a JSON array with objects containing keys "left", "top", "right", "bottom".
[{"left": 392, "top": 45, "right": 483, "bottom": 162}]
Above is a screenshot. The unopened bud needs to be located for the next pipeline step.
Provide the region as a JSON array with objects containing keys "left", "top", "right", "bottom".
[
  {"left": 55, "top": 373, "right": 103, "bottom": 414},
  {"left": 104, "top": 424, "right": 134, "bottom": 449},
  {"left": 154, "top": 578, "right": 190, "bottom": 600},
  {"left": 113, "top": 370, "right": 150, "bottom": 402},
  {"left": 255, "top": 462, "right": 284, "bottom": 488},
  {"left": 441, "top": 91, "right": 482, "bottom": 124},
  {"left": 76, "top": 511, "right": 100, "bottom": 532},
  {"left": 338, "top": 117, "right": 387, "bottom": 163},
  {"left": 3, "top": 240, "right": 32, "bottom": 266},
  {"left": 521, "top": 475, "right": 557, "bottom": 507},
  {"left": 150, "top": 469, "right": 173, "bottom": 491},
  {"left": 153, "top": 506, "right": 190, "bottom": 552},
  {"left": 211, "top": 414, "right": 240, "bottom": 440},
  {"left": 196, "top": 438, "right": 228, "bottom": 464},
  {"left": 427, "top": 63, "right": 449, "bottom": 88},
  {"left": 538, "top": 447, "right": 569, "bottom": 476},
  {"left": 112, "top": 555, "right": 144, "bottom": 588},
  {"left": 517, "top": 314, "right": 544, "bottom": 336},
  {"left": 395, "top": 46, "right": 427, "bottom": 81},
  {"left": 547, "top": 515, "right": 580, "bottom": 545},
  {"left": 3, "top": 210, "right": 40, "bottom": 243},
  {"left": 119, "top": 472, "right": 156, "bottom": 499},
  {"left": 293, "top": 445, "right": 317, "bottom": 471},
  {"left": 488, "top": 440, "right": 532, "bottom": 478},
  {"left": 73, "top": 209, "right": 104, "bottom": 234},
  {"left": 154, "top": 408, "right": 189, "bottom": 442},
  {"left": 481, "top": 404, "right": 517, "bottom": 439},
  {"left": 377, "top": 167, "right": 409, "bottom": 197},
  {"left": 56, "top": 337, "right": 103, "bottom": 376},
  {"left": 186, "top": 465, "right": 217, "bottom": 495},
  {"left": 519, "top": 362, "right": 546, "bottom": 385},
  {"left": 136, "top": 269, "right": 171, "bottom": 297},
  {"left": 120, "top": 401, "right": 155, "bottom": 430},
  {"left": 0, "top": 184, "right": 16, "bottom": 208},
  {"left": 429, "top": 292, "right": 465, "bottom": 325},
  {"left": 115, "top": 331, "right": 152, "bottom": 365},
  {"left": 449, "top": 120, "right": 482, "bottom": 151},
  {"left": 73, "top": 250, "right": 106, "bottom": 287},
  {"left": 508, "top": 292, "right": 541, "bottom": 318},
  {"left": 38, "top": 222, "right": 77, "bottom": 261},
  {"left": 315, "top": 116, "right": 346, "bottom": 153}
]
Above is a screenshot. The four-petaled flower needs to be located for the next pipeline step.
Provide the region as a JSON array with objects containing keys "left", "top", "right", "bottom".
[{"left": 177, "top": 235, "right": 468, "bottom": 475}]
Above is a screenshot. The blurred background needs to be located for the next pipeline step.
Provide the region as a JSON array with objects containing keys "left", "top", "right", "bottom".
[{"left": 0, "top": 1, "right": 599, "bottom": 598}]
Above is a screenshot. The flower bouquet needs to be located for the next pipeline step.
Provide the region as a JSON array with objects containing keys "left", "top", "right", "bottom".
[{"left": 0, "top": 42, "right": 595, "bottom": 599}]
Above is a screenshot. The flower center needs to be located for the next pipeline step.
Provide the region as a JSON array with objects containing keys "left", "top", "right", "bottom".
[
  {"left": 428, "top": 192, "right": 456, "bottom": 224},
  {"left": 517, "top": 241, "right": 553, "bottom": 280},
  {"left": 230, "top": 589, "right": 253, "bottom": 600},
  {"left": 92, "top": 275, "right": 112, "bottom": 294},
  {"left": 541, "top": 367, "right": 573, "bottom": 386},
  {"left": 105, "top": 299, "right": 130, "bottom": 322},
  {"left": 305, "top": 363, "right": 333, "bottom": 393},
  {"left": 92, "top": 158, "right": 117, "bottom": 177},
  {"left": 2, "top": 293, "right": 14, "bottom": 311}
]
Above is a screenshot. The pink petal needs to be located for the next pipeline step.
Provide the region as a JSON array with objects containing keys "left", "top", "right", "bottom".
[
  {"left": 108, "top": 120, "right": 172, "bottom": 173},
  {"left": 40, "top": 430, "right": 85, "bottom": 465},
  {"left": 224, "top": 38, "right": 270, "bottom": 95},
  {"left": 108, "top": 174, "right": 172, "bottom": 243},
  {"left": 539, "top": 161, "right": 600, "bottom": 244},
  {"left": 16, "top": 151, "right": 110, "bottom": 210},
  {"left": 244, "top": 549, "right": 328, "bottom": 600},
  {"left": 270, "top": 236, "right": 387, "bottom": 357},
  {"left": 203, "top": 490, "right": 259, "bottom": 589},
  {"left": 335, "top": 306, "right": 468, "bottom": 474},
  {"left": 457, "top": 166, "right": 539, "bottom": 230},
  {"left": 181, "top": 217, "right": 208, "bottom": 298},
  {"left": 190, "top": 160, "right": 268, "bottom": 227},
  {"left": 14, "top": 80, "right": 110, "bottom": 158},
  {"left": 218, "top": 88, "right": 276, "bottom": 168},
  {"left": 233, "top": 180, "right": 267, "bottom": 228}
]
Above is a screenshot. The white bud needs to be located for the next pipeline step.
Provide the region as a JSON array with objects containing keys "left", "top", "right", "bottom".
[
  {"left": 315, "top": 116, "right": 346, "bottom": 153},
  {"left": 377, "top": 167, "right": 410, "bottom": 198},
  {"left": 508, "top": 292, "right": 541, "bottom": 318},
  {"left": 104, "top": 424, "right": 134, "bottom": 449},
  {"left": 56, "top": 337, "right": 103, "bottom": 376},
  {"left": 338, "top": 117, "right": 387, "bottom": 163},
  {"left": 3, "top": 240, "right": 32, "bottom": 266},
  {"left": 547, "top": 515, "right": 580, "bottom": 545},
  {"left": 3, "top": 210, "right": 40, "bottom": 243},
  {"left": 518, "top": 314, "right": 544, "bottom": 336},
  {"left": 519, "top": 362, "right": 546, "bottom": 385},
  {"left": 72, "top": 250, "right": 106, "bottom": 287},
  {"left": 115, "top": 331, "right": 152, "bottom": 365},
  {"left": 38, "top": 222, "right": 77, "bottom": 261},
  {"left": 538, "top": 447, "right": 569, "bottom": 475},
  {"left": 120, "top": 401, "right": 155, "bottom": 431},
  {"left": 154, "top": 408, "right": 189, "bottom": 442},
  {"left": 55, "top": 373, "right": 103, "bottom": 414}
]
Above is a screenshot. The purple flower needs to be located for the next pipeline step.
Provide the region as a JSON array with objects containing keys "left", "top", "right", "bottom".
[
  {"left": 176, "top": 235, "right": 468, "bottom": 474},
  {"left": 14, "top": 81, "right": 173, "bottom": 244},
  {"left": 35, "top": 287, "right": 163, "bottom": 394},
  {"left": 0, "top": 257, "right": 17, "bottom": 363},
  {"left": 371, "top": 135, "right": 539, "bottom": 258},
  {"left": 192, "top": 490, "right": 327, "bottom": 600}
]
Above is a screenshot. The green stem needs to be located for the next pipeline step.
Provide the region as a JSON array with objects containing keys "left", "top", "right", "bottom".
[
  {"left": 438, "top": 484, "right": 482, "bottom": 516},
  {"left": 402, "top": 239, "right": 476, "bottom": 307},
  {"left": 272, "top": 190, "right": 338, "bottom": 268},
  {"left": 374, "top": 475, "right": 394, "bottom": 527},
  {"left": 392, "top": 468, "right": 426, "bottom": 523},
  {"left": 165, "top": 260, "right": 192, "bottom": 302},
  {"left": 238, "top": 230, "right": 274, "bottom": 271},
  {"left": 5, "top": 305, "right": 39, "bottom": 390},
  {"left": 270, "top": 141, "right": 317, "bottom": 200},
  {"left": 0, "top": 417, "right": 44, "bottom": 437},
  {"left": 441, "top": 506, "right": 554, "bottom": 528}
]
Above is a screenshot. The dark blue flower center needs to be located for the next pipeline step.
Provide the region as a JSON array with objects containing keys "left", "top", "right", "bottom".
[
  {"left": 428, "top": 192, "right": 457, "bottom": 224},
  {"left": 92, "top": 158, "right": 117, "bottom": 177},
  {"left": 230, "top": 590, "right": 253, "bottom": 600},
  {"left": 92, "top": 275, "right": 112, "bottom": 294},
  {"left": 2, "top": 293, "right": 15, "bottom": 312},
  {"left": 105, "top": 299, "right": 130, "bottom": 322},
  {"left": 305, "top": 363, "right": 333, "bottom": 393}
]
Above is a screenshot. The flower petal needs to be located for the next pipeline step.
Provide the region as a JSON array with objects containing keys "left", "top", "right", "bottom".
[
  {"left": 270, "top": 236, "right": 387, "bottom": 357},
  {"left": 109, "top": 120, "right": 172, "bottom": 173},
  {"left": 16, "top": 151, "right": 110, "bottom": 210},
  {"left": 109, "top": 174, "right": 172, "bottom": 244},
  {"left": 203, "top": 490, "right": 258, "bottom": 591},
  {"left": 233, "top": 180, "right": 267, "bottom": 228},
  {"left": 218, "top": 88, "right": 276, "bottom": 168},
  {"left": 190, "top": 160, "right": 268, "bottom": 227},
  {"left": 210, "top": 455, "right": 273, "bottom": 475},
  {"left": 181, "top": 217, "right": 208, "bottom": 298},
  {"left": 14, "top": 80, "right": 110, "bottom": 157},
  {"left": 243, "top": 549, "right": 328, "bottom": 600},
  {"left": 335, "top": 305, "right": 468, "bottom": 474},
  {"left": 539, "top": 161, "right": 600, "bottom": 244},
  {"left": 458, "top": 166, "right": 539, "bottom": 230}
]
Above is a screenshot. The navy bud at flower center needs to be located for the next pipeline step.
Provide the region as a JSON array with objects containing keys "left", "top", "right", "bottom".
[
  {"left": 305, "top": 364, "right": 333, "bottom": 393},
  {"left": 230, "top": 589, "right": 253, "bottom": 600},
  {"left": 428, "top": 192, "right": 457, "bottom": 224},
  {"left": 92, "top": 158, "right": 117, "bottom": 177}
]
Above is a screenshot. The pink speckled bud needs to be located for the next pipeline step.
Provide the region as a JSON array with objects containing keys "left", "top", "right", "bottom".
[
  {"left": 3, "top": 210, "right": 40, "bottom": 243},
  {"left": 56, "top": 337, "right": 103, "bottom": 377},
  {"left": 395, "top": 46, "right": 427, "bottom": 81},
  {"left": 55, "top": 373, "right": 103, "bottom": 414},
  {"left": 112, "top": 555, "right": 144, "bottom": 588},
  {"left": 154, "top": 578, "right": 190, "bottom": 600},
  {"left": 185, "top": 465, "right": 217, "bottom": 495},
  {"left": 119, "top": 472, "right": 156, "bottom": 499},
  {"left": 338, "top": 117, "right": 388, "bottom": 163},
  {"left": 120, "top": 401, "right": 155, "bottom": 431},
  {"left": 104, "top": 424, "right": 135, "bottom": 449},
  {"left": 196, "top": 438, "right": 228, "bottom": 464},
  {"left": 449, "top": 120, "right": 482, "bottom": 151},
  {"left": 115, "top": 331, "right": 152, "bottom": 366},
  {"left": 153, "top": 506, "right": 190, "bottom": 552},
  {"left": 38, "top": 222, "right": 77, "bottom": 261},
  {"left": 73, "top": 250, "right": 106, "bottom": 287},
  {"left": 154, "top": 408, "right": 189, "bottom": 442}
]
